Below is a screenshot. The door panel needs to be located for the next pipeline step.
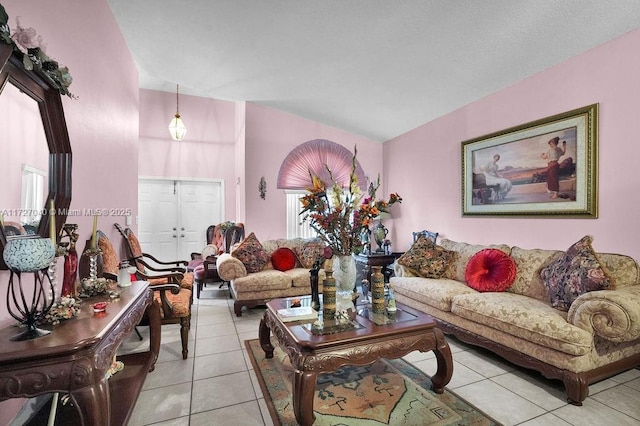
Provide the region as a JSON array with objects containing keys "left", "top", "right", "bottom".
[
  {"left": 138, "top": 180, "right": 179, "bottom": 261},
  {"left": 138, "top": 179, "right": 224, "bottom": 261},
  {"left": 180, "top": 181, "right": 223, "bottom": 258}
]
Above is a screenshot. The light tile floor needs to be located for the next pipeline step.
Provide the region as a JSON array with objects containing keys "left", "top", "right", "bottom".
[{"left": 120, "top": 288, "right": 640, "bottom": 426}]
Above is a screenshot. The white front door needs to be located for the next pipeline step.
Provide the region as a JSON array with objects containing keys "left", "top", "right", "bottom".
[{"left": 138, "top": 179, "right": 224, "bottom": 261}]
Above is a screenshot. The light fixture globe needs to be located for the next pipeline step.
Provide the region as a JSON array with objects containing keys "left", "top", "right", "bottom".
[
  {"left": 168, "top": 83, "right": 187, "bottom": 141},
  {"left": 168, "top": 113, "right": 187, "bottom": 141},
  {"left": 3, "top": 236, "right": 56, "bottom": 272}
]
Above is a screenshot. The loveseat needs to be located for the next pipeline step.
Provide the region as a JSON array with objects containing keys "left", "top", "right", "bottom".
[
  {"left": 216, "top": 234, "right": 327, "bottom": 316},
  {"left": 390, "top": 236, "right": 640, "bottom": 405}
]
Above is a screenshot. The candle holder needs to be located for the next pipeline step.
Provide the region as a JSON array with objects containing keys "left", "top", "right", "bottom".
[
  {"left": 89, "top": 250, "right": 99, "bottom": 281},
  {"left": 3, "top": 236, "right": 56, "bottom": 341},
  {"left": 78, "top": 247, "right": 107, "bottom": 297}
]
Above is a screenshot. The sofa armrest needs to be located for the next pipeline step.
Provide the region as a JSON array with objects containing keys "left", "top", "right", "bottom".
[
  {"left": 568, "top": 286, "right": 640, "bottom": 342},
  {"left": 216, "top": 253, "right": 247, "bottom": 281}
]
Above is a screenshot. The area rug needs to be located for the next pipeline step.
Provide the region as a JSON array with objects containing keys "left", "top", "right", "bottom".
[{"left": 245, "top": 338, "right": 500, "bottom": 426}]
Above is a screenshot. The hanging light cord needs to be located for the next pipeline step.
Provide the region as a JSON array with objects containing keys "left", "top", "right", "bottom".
[{"left": 175, "top": 84, "right": 180, "bottom": 117}]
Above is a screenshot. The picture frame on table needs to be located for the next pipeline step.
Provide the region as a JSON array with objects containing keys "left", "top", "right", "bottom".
[{"left": 461, "top": 103, "right": 598, "bottom": 218}]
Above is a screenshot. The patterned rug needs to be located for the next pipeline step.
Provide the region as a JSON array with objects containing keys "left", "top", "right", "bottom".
[{"left": 245, "top": 338, "right": 500, "bottom": 426}]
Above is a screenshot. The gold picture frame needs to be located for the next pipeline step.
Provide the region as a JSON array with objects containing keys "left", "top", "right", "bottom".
[{"left": 462, "top": 104, "right": 598, "bottom": 218}]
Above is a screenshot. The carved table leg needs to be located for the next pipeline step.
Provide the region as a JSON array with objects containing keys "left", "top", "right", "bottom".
[
  {"left": 430, "top": 328, "right": 453, "bottom": 393},
  {"left": 73, "top": 379, "right": 110, "bottom": 425},
  {"left": 293, "top": 369, "right": 318, "bottom": 426},
  {"left": 259, "top": 315, "right": 274, "bottom": 358}
]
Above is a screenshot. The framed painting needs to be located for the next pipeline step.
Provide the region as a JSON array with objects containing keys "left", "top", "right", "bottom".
[{"left": 461, "top": 104, "right": 598, "bottom": 218}]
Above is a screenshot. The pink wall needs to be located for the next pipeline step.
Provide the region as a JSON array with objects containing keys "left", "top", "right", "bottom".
[
  {"left": 385, "top": 29, "right": 640, "bottom": 260},
  {"left": 244, "top": 103, "right": 383, "bottom": 241},
  {"left": 0, "top": 1, "right": 139, "bottom": 421},
  {"left": 138, "top": 89, "right": 238, "bottom": 220}
]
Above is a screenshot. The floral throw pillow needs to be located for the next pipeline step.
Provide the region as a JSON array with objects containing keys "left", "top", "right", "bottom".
[
  {"left": 540, "top": 235, "right": 614, "bottom": 311},
  {"left": 293, "top": 239, "right": 326, "bottom": 269},
  {"left": 397, "top": 235, "right": 454, "bottom": 278},
  {"left": 232, "top": 232, "right": 269, "bottom": 273}
]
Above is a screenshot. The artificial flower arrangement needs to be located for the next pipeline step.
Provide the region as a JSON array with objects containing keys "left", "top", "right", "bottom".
[
  {"left": 42, "top": 296, "right": 80, "bottom": 325},
  {"left": 0, "top": 4, "right": 74, "bottom": 97},
  {"left": 300, "top": 146, "right": 402, "bottom": 256}
]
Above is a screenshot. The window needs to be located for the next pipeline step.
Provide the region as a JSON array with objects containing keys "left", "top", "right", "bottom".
[
  {"left": 21, "top": 164, "right": 46, "bottom": 225},
  {"left": 279, "top": 139, "right": 367, "bottom": 240},
  {"left": 286, "top": 190, "right": 315, "bottom": 239}
]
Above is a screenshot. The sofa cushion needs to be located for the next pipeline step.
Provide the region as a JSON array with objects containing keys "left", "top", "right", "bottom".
[
  {"left": 284, "top": 267, "right": 325, "bottom": 288},
  {"left": 439, "top": 239, "right": 511, "bottom": 282},
  {"left": 232, "top": 269, "right": 293, "bottom": 292},
  {"left": 465, "top": 249, "right": 517, "bottom": 292},
  {"left": 451, "top": 292, "right": 593, "bottom": 356},
  {"left": 232, "top": 232, "right": 269, "bottom": 273},
  {"left": 271, "top": 247, "right": 297, "bottom": 271},
  {"left": 390, "top": 276, "right": 476, "bottom": 311},
  {"left": 397, "top": 236, "right": 454, "bottom": 278},
  {"left": 508, "top": 246, "right": 562, "bottom": 301},
  {"left": 540, "top": 236, "right": 614, "bottom": 311}
]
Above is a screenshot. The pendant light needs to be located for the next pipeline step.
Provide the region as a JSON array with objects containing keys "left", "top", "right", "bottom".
[{"left": 168, "top": 84, "right": 187, "bottom": 141}]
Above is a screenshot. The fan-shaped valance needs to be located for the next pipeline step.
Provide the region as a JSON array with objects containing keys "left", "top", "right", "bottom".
[{"left": 277, "top": 139, "right": 367, "bottom": 190}]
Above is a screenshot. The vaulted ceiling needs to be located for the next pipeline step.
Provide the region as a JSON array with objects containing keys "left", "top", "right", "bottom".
[{"left": 108, "top": 1, "right": 640, "bottom": 142}]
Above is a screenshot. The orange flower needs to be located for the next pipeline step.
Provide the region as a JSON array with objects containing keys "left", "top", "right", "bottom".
[{"left": 300, "top": 146, "right": 402, "bottom": 255}]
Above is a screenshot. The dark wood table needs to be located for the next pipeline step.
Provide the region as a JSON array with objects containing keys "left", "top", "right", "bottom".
[
  {"left": 354, "top": 252, "right": 403, "bottom": 288},
  {"left": 259, "top": 297, "right": 453, "bottom": 426},
  {"left": 0, "top": 281, "right": 160, "bottom": 425}
]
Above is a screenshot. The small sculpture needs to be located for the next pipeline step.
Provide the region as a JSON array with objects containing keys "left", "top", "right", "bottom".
[{"left": 259, "top": 177, "right": 267, "bottom": 199}]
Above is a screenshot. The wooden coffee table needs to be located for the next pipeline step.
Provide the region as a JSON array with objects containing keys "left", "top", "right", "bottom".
[{"left": 259, "top": 297, "right": 453, "bottom": 426}]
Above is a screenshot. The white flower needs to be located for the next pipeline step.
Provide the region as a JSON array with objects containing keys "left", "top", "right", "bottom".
[{"left": 11, "top": 18, "right": 42, "bottom": 54}]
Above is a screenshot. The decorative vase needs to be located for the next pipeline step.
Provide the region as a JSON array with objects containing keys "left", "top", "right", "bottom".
[
  {"left": 332, "top": 254, "right": 356, "bottom": 311},
  {"left": 61, "top": 243, "right": 78, "bottom": 297},
  {"left": 3, "top": 236, "right": 56, "bottom": 272},
  {"left": 322, "top": 268, "right": 336, "bottom": 320},
  {"left": 371, "top": 265, "right": 385, "bottom": 313},
  {"left": 3, "top": 236, "right": 57, "bottom": 340},
  {"left": 373, "top": 222, "right": 389, "bottom": 252}
]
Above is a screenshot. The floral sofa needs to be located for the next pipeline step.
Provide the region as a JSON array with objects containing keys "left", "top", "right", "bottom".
[
  {"left": 216, "top": 233, "right": 327, "bottom": 316},
  {"left": 390, "top": 235, "right": 640, "bottom": 405}
]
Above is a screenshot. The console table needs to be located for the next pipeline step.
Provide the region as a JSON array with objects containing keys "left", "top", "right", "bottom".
[{"left": 0, "top": 281, "right": 160, "bottom": 425}]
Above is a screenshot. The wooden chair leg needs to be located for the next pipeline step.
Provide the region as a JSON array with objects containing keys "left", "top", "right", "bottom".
[{"left": 180, "top": 315, "right": 190, "bottom": 360}]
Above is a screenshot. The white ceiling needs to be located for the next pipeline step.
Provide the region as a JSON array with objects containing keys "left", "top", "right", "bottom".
[{"left": 108, "top": 1, "right": 640, "bottom": 142}]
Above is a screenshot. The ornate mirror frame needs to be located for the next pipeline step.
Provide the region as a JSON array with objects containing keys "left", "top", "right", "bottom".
[{"left": 0, "top": 42, "right": 72, "bottom": 269}]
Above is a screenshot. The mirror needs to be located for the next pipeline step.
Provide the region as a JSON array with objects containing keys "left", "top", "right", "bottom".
[
  {"left": 0, "top": 42, "right": 72, "bottom": 269},
  {"left": 0, "top": 82, "right": 49, "bottom": 232}
]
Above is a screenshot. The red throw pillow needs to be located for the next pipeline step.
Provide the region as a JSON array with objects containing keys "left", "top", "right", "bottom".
[
  {"left": 465, "top": 248, "right": 517, "bottom": 292},
  {"left": 271, "top": 247, "right": 297, "bottom": 271}
]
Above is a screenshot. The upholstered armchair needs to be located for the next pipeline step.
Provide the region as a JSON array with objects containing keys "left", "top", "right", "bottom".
[
  {"left": 190, "top": 222, "right": 245, "bottom": 298},
  {"left": 112, "top": 224, "right": 194, "bottom": 359}
]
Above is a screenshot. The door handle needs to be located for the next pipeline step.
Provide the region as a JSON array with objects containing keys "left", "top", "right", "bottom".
[
  {"left": 172, "top": 234, "right": 177, "bottom": 238},
  {"left": 173, "top": 227, "right": 177, "bottom": 231},
  {"left": 180, "top": 234, "right": 185, "bottom": 238},
  {"left": 181, "top": 227, "right": 185, "bottom": 231}
]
